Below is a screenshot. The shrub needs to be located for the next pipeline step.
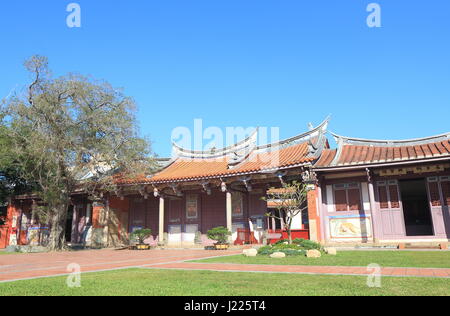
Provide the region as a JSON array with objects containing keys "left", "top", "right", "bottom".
[
  {"left": 131, "top": 228, "right": 152, "bottom": 244},
  {"left": 282, "top": 249, "right": 306, "bottom": 256},
  {"left": 273, "top": 239, "right": 289, "bottom": 246},
  {"left": 293, "top": 238, "right": 323, "bottom": 251},
  {"left": 257, "top": 243, "right": 306, "bottom": 256},
  {"left": 257, "top": 238, "right": 324, "bottom": 257},
  {"left": 207, "top": 226, "right": 231, "bottom": 244},
  {"left": 257, "top": 245, "right": 273, "bottom": 255}
]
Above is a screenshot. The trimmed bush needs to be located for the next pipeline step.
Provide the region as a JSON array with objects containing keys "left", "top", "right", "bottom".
[
  {"left": 293, "top": 238, "right": 323, "bottom": 251},
  {"left": 257, "top": 243, "right": 306, "bottom": 256},
  {"left": 257, "top": 239, "right": 324, "bottom": 257},
  {"left": 257, "top": 246, "right": 274, "bottom": 255},
  {"left": 282, "top": 249, "right": 306, "bottom": 256},
  {"left": 207, "top": 226, "right": 231, "bottom": 244},
  {"left": 273, "top": 239, "right": 289, "bottom": 246},
  {"left": 131, "top": 228, "right": 152, "bottom": 244}
]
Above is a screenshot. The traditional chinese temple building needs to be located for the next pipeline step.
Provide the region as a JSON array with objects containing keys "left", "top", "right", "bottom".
[
  {"left": 1, "top": 119, "right": 449, "bottom": 249},
  {"left": 106, "top": 119, "right": 328, "bottom": 247},
  {"left": 314, "top": 133, "right": 450, "bottom": 246}
]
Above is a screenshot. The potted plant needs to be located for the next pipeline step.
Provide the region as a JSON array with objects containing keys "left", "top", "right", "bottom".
[
  {"left": 207, "top": 226, "right": 232, "bottom": 250},
  {"left": 131, "top": 228, "right": 152, "bottom": 250}
]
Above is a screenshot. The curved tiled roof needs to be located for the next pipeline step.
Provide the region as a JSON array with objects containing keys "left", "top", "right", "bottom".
[
  {"left": 314, "top": 132, "right": 450, "bottom": 168},
  {"left": 314, "top": 149, "right": 337, "bottom": 167},
  {"left": 149, "top": 141, "right": 314, "bottom": 183},
  {"left": 121, "top": 118, "right": 330, "bottom": 184}
]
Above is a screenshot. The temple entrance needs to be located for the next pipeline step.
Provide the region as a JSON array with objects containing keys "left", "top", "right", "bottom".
[
  {"left": 65, "top": 206, "right": 74, "bottom": 242},
  {"left": 0, "top": 206, "right": 6, "bottom": 225},
  {"left": 399, "top": 179, "right": 434, "bottom": 236}
]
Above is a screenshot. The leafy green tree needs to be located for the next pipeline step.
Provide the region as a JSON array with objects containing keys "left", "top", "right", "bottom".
[
  {"left": 2, "top": 55, "right": 153, "bottom": 250},
  {"left": 0, "top": 114, "right": 32, "bottom": 207},
  {"left": 263, "top": 181, "right": 308, "bottom": 244}
]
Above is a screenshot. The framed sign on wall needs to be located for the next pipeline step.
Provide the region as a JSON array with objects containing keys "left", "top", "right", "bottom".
[
  {"left": 232, "top": 192, "right": 244, "bottom": 217},
  {"left": 186, "top": 194, "right": 198, "bottom": 219}
]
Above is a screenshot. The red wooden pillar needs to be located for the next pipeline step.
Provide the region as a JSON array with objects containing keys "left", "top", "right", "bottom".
[
  {"left": 307, "top": 186, "right": 322, "bottom": 242},
  {"left": 0, "top": 203, "right": 13, "bottom": 248}
]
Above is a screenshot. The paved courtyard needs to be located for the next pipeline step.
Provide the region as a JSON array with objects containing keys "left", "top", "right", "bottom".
[
  {"left": 1, "top": 249, "right": 449, "bottom": 283},
  {"left": 0, "top": 248, "right": 241, "bottom": 282}
]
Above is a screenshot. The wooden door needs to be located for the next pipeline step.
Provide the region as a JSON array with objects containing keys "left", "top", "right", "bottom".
[
  {"left": 441, "top": 180, "right": 450, "bottom": 236},
  {"left": 428, "top": 177, "right": 450, "bottom": 237},
  {"left": 377, "top": 181, "right": 406, "bottom": 238},
  {"left": 130, "top": 198, "right": 146, "bottom": 231}
]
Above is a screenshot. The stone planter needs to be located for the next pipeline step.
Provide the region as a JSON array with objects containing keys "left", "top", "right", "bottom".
[
  {"left": 214, "top": 243, "right": 229, "bottom": 250},
  {"left": 134, "top": 244, "right": 151, "bottom": 250}
]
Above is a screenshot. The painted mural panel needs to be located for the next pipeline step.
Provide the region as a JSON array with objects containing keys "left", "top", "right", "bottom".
[
  {"left": 329, "top": 215, "right": 372, "bottom": 239},
  {"left": 27, "top": 226, "right": 40, "bottom": 246}
]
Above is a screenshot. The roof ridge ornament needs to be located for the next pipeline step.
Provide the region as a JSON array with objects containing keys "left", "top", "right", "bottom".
[
  {"left": 329, "top": 133, "right": 345, "bottom": 166},
  {"left": 256, "top": 116, "right": 330, "bottom": 152},
  {"left": 173, "top": 128, "right": 259, "bottom": 159}
]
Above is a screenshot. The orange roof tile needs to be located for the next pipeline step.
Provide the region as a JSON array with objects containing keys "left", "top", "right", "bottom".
[
  {"left": 118, "top": 118, "right": 330, "bottom": 184},
  {"left": 149, "top": 142, "right": 315, "bottom": 183},
  {"left": 314, "top": 149, "right": 337, "bottom": 167},
  {"left": 315, "top": 133, "right": 450, "bottom": 168}
]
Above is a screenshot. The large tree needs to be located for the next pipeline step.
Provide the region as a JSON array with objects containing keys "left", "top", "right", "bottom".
[
  {"left": 0, "top": 108, "right": 32, "bottom": 218},
  {"left": 2, "top": 55, "right": 152, "bottom": 250}
]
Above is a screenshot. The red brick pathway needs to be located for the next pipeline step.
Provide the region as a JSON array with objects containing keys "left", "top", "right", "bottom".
[
  {"left": 0, "top": 249, "right": 241, "bottom": 282},
  {"left": 1, "top": 249, "right": 449, "bottom": 283}
]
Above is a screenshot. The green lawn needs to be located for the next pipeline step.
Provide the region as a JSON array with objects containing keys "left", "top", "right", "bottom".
[
  {"left": 0, "top": 251, "right": 26, "bottom": 255},
  {"left": 193, "top": 251, "right": 450, "bottom": 268},
  {"left": 0, "top": 268, "right": 448, "bottom": 296}
]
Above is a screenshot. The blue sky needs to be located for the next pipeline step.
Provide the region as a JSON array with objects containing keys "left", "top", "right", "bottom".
[{"left": 1, "top": 0, "right": 449, "bottom": 157}]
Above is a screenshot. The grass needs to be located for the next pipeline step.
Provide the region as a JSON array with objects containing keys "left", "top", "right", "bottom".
[
  {"left": 0, "top": 268, "right": 448, "bottom": 296},
  {"left": 192, "top": 251, "right": 450, "bottom": 268},
  {"left": 0, "top": 250, "right": 28, "bottom": 255}
]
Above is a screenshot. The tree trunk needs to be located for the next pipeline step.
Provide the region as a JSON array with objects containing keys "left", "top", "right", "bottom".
[
  {"left": 287, "top": 227, "right": 293, "bottom": 245},
  {"left": 286, "top": 213, "right": 293, "bottom": 245},
  {"left": 48, "top": 203, "right": 68, "bottom": 251}
]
